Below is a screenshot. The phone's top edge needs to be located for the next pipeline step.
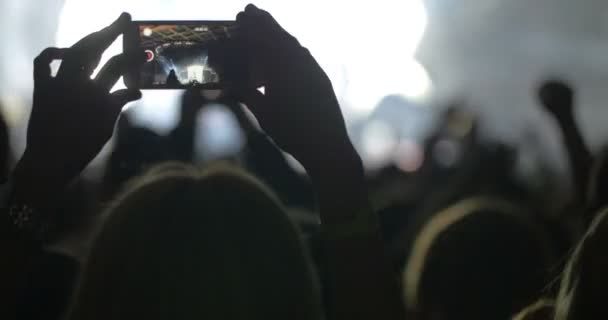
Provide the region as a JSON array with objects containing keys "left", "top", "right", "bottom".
[{"left": 132, "top": 20, "right": 236, "bottom": 24}]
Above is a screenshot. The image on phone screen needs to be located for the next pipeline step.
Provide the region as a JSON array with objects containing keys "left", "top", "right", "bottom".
[{"left": 131, "top": 21, "right": 237, "bottom": 89}]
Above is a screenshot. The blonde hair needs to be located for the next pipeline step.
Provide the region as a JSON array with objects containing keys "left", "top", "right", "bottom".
[
  {"left": 512, "top": 299, "right": 554, "bottom": 320},
  {"left": 68, "top": 163, "right": 323, "bottom": 320},
  {"left": 554, "top": 207, "right": 608, "bottom": 320},
  {"left": 586, "top": 150, "right": 608, "bottom": 208}
]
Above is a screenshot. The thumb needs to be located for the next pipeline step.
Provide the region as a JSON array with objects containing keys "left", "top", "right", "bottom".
[
  {"left": 232, "top": 88, "right": 275, "bottom": 133},
  {"left": 234, "top": 88, "right": 268, "bottom": 117}
]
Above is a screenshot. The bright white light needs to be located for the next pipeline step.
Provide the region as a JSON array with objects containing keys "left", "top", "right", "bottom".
[
  {"left": 394, "top": 139, "right": 424, "bottom": 172},
  {"left": 56, "top": 0, "right": 431, "bottom": 128},
  {"left": 361, "top": 120, "right": 398, "bottom": 169},
  {"left": 196, "top": 104, "right": 245, "bottom": 162},
  {"left": 335, "top": 0, "right": 431, "bottom": 116},
  {"left": 143, "top": 27, "right": 153, "bottom": 37},
  {"left": 187, "top": 65, "right": 204, "bottom": 83}
]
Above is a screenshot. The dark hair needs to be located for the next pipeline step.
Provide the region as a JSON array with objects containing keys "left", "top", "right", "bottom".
[
  {"left": 68, "top": 163, "right": 323, "bottom": 320},
  {"left": 404, "top": 197, "right": 551, "bottom": 320},
  {"left": 586, "top": 149, "right": 608, "bottom": 210}
]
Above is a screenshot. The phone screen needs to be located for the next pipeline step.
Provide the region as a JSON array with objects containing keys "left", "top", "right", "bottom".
[{"left": 126, "top": 21, "right": 237, "bottom": 89}]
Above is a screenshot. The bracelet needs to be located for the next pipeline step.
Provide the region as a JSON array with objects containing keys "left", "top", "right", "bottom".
[
  {"left": 7, "top": 203, "right": 49, "bottom": 243},
  {"left": 1, "top": 178, "right": 50, "bottom": 243}
]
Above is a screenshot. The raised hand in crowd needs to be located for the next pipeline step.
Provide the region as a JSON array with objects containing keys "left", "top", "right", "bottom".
[
  {"left": 6, "top": 3, "right": 608, "bottom": 320},
  {"left": 235, "top": 5, "right": 405, "bottom": 319},
  {"left": 2, "top": 13, "right": 141, "bottom": 317},
  {"left": 166, "top": 88, "right": 208, "bottom": 163},
  {"left": 538, "top": 80, "right": 592, "bottom": 207},
  {"left": 13, "top": 13, "right": 143, "bottom": 211}
]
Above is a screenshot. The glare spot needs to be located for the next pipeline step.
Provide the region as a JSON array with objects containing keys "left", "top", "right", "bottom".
[
  {"left": 361, "top": 120, "right": 398, "bottom": 168},
  {"left": 394, "top": 139, "right": 424, "bottom": 172},
  {"left": 186, "top": 65, "right": 205, "bottom": 84},
  {"left": 195, "top": 104, "right": 244, "bottom": 162},
  {"left": 433, "top": 139, "right": 462, "bottom": 168}
]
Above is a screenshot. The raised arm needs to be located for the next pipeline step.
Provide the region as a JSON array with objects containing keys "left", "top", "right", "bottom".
[
  {"left": 1, "top": 13, "right": 142, "bottom": 316},
  {"left": 538, "top": 80, "right": 592, "bottom": 203},
  {"left": 166, "top": 89, "right": 207, "bottom": 162},
  {"left": 235, "top": 5, "right": 405, "bottom": 319}
]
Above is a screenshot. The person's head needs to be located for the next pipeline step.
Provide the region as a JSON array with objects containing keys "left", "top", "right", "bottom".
[
  {"left": 554, "top": 208, "right": 608, "bottom": 320},
  {"left": 403, "top": 197, "right": 551, "bottom": 320},
  {"left": 586, "top": 148, "right": 608, "bottom": 210},
  {"left": 0, "top": 108, "right": 10, "bottom": 182},
  {"left": 68, "top": 163, "right": 323, "bottom": 320}
]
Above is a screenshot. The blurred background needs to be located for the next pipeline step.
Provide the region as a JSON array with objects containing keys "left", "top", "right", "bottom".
[{"left": 4, "top": 0, "right": 608, "bottom": 185}]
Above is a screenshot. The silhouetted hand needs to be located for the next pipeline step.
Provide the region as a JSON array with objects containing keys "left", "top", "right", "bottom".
[
  {"left": 538, "top": 80, "right": 574, "bottom": 121},
  {"left": 179, "top": 88, "right": 207, "bottom": 125},
  {"left": 223, "top": 96, "right": 260, "bottom": 136},
  {"left": 14, "top": 13, "right": 142, "bottom": 206},
  {"left": 233, "top": 8, "right": 407, "bottom": 319},
  {"left": 538, "top": 79, "right": 592, "bottom": 206},
  {"left": 235, "top": 5, "right": 357, "bottom": 176}
]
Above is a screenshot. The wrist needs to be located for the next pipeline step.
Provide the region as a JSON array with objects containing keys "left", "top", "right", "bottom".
[
  {"left": 304, "top": 143, "right": 364, "bottom": 182},
  {"left": 553, "top": 110, "right": 575, "bottom": 124},
  {"left": 12, "top": 151, "right": 72, "bottom": 210},
  {"left": 556, "top": 114, "right": 578, "bottom": 132},
  {"left": 305, "top": 147, "right": 371, "bottom": 225}
]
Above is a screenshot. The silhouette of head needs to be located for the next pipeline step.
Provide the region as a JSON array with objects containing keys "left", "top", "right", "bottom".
[
  {"left": 0, "top": 109, "right": 9, "bottom": 182},
  {"left": 68, "top": 164, "right": 322, "bottom": 320},
  {"left": 587, "top": 148, "right": 608, "bottom": 209},
  {"left": 403, "top": 197, "right": 550, "bottom": 320}
]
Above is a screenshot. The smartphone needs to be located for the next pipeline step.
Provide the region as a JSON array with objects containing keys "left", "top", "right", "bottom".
[{"left": 124, "top": 20, "right": 245, "bottom": 90}]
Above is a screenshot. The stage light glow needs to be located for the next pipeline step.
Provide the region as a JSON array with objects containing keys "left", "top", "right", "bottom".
[
  {"left": 143, "top": 27, "right": 152, "bottom": 37},
  {"left": 186, "top": 65, "right": 205, "bottom": 83},
  {"left": 56, "top": 0, "right": 432, "bottom": 128},
  {"left": 195, "top": 104, "right": 245, "bottom": 162},
  {"left": 395, "top": 139, "right": 424, "bottom": 172},
  {"left": 361, "top": 120, "right": 398, "bottom": 169}
]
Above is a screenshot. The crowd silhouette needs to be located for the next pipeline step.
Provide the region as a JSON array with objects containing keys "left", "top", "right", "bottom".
[{"left": 1, "top": 4, "right": 607, "bottom": 320}]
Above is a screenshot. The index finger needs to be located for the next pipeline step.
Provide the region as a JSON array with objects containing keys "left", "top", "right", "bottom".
[
  {"left": 34, "top": 47, "right": 67, "bottom": 83},
  {"left": 71, "top": 12, "right": 131, "bottom": 56},
  {"left": 58, "top": 13, "right": 131, "bottom": 79}
]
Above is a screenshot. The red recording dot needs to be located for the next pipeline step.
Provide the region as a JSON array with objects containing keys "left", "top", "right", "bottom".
[{"left": 145, "top": 50, "right": 155, "bottom": 62}]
